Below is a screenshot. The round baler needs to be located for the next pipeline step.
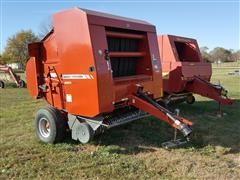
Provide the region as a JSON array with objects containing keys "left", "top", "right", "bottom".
[
  {"left": 157, "top": 35, "right": 233, "bottom": 106},
  {"left": 26, "top": 8, "right": 192, "bottom": 144}
]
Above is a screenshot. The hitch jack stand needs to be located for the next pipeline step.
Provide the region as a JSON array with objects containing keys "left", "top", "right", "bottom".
[
  {"left": 161, "top": 109, "right": 189, "bottom": 149},
  {"left": 217, "top": 102, "right": 223, "bottom": 118}
]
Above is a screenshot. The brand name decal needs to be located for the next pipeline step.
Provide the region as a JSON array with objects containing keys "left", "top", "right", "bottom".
[{"left": 62, "top": 74, "right": 94, "bottom": 80}]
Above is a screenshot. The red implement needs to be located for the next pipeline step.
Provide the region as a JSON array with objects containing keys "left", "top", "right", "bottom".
[
  {"left": 26, "top": 8, "right": 192, "bottom": 144},
  {"left": 0, "top": 65, "right": 25, "bottom": 88},
  {"left": 158, "top": 35, "right": 233, "bottom": 105}
]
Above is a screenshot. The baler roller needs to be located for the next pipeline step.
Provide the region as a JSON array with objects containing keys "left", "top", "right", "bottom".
[
  {"left": 106, "top": 29, "right": 146, "bottom": 78},
  {"left": 106, "top": 31, "right": 145, "bottom": 39},
  {"left": 109, "top": 52, "right": 145, "bottom": 57}
]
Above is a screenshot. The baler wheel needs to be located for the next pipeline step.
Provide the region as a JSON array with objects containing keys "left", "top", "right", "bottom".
[
  {"left": 19, "top": 79, "right": 26, "bottom": 88},
  {"left": 77, "top": 123, "right": 94, "bottom": 144},
  {"left": 0, "top": 80, "right": 4, "bottom": 88},
  {"left": 35, "top": 106, "right": 67, "bottom": 144},
  {"left": 186, "top": 95, "right": 195, "bottom": 105}
]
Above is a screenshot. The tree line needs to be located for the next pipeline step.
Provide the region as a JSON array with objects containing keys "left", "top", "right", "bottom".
[
  {"left": 200, "top": 47, "right": 240, "bottom": 63},
  {"left": 0, "top": 30, "right": 239, "bottom": 69},
  {"left": 0, "top": 30, "right": 39, "bottom": 68}
]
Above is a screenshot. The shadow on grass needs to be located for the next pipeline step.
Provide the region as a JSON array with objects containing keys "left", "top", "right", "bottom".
[{"left": 60, "top": 99, "right": 240, "bottom": 155}]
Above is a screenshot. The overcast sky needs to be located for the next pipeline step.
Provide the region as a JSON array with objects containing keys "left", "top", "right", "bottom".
[{"left": 0, "top": 0, "right": 239, "bottom": 53}]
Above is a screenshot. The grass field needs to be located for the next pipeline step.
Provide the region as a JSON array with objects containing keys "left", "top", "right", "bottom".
[{"left": 0, "top": 68, "right": 240, "bottom": 179}]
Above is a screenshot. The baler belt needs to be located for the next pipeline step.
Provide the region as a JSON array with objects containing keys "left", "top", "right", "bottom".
[{"left": 107, "top": 33, "right": 141, "bottom": 78}]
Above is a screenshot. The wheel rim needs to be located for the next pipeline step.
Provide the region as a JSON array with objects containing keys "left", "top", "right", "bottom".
[
  {"left": 187, "top": 95, "right": 194, "bottom": 103},
  {"left": 39, "top": 117, "right": 51, "bottom": 138},
  {"left": 77, "top": 124, "right": 91, "bottom": 143}
]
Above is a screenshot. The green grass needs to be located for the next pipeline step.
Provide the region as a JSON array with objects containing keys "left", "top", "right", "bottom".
[
  {"left": 212, "top": 62, "right": 240, "bottom": 68},
  {"left": 0, "top": 68, "right": 240, "bottom": 179}
]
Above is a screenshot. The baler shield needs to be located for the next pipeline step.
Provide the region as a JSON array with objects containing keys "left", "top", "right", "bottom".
[{"left": 26, "top": 57, "right": 39, "bottom": 98}]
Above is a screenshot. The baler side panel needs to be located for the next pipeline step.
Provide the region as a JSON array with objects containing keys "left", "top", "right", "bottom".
[
  {"left": 40, "top": 33, "right": 66, "bottom": 109},
  {"left": 158, "top": 35, "right": 177, "bottom": 74},
  {"left": 181, "top": 63, "right": 212, "bottom": 79},
  {"left": 26, "top": 42, "right": 43, "bottom": 98},
  {"left": 145, "top": 32, "right": 163, "bottom": 98},
  {"left": 52, "top": 9, "right": 100, "bottom": 117},
  {"left": 26, "top": 57, "right": 39, "bottom": 97},
  {"left": 88, "top": 24, "right": 115, "bottom": 112}
]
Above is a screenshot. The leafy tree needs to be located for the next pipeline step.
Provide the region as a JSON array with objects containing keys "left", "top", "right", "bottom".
[
  {"left": 0, "top": 53, "right": 11, "bottom": 65},
  {"left": 2, "top": 30, "right": 39, "bottom": 68},
  {"left": 210, "top": 47, "right": 232, "bottom": 63},
  {"left": 231, "top": 50, "right": 240, "bottom": 62},
  {"left": 200, "top": 46, "right": 212, "bottom": 62}
]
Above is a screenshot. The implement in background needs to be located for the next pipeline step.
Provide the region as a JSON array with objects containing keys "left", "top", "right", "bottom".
[
  {"left": 158, "top": 35, "right": 233, "bottom": 109},
  {"left": 0, "top": 65, "right": 25, "bottom": 88}
]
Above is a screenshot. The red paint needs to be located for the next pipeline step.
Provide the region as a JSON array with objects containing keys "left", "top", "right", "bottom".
[
  {"left": 26, "top": 8, "right": 163, "bottom": 117},
  {"left": 158, "top": 35, "right": 233, "bottom": 105}
]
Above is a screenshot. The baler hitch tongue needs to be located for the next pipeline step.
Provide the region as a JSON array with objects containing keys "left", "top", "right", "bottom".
[
  {"left": 187, "top": 76, "right": 233, "bottom": 105},
  {"left": 128, "top": 85, "right": 193, "bottom": 138},
  {"left": 166, "top": 113, "right": 192, "bottom": 137}
]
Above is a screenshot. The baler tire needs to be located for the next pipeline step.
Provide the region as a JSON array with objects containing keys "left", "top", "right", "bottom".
[
  {"left": 0, "top": 81, "right": 4, "bottom": 88},
  {"left": 19, "top": 80, "right": 26, "bottom": 88},
  {"left": 35, "top": 106, "right": 67, "bottom": 144},
  {"left": 186, "top": 95, "right": 195, "bottom": 105},
  {"left": 77, "top": 123, "right": 94, "bottom": 144}
]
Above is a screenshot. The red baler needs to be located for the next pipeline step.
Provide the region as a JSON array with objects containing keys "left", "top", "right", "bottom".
[
  {"left": 26, "top": 8, "right": 192, "bottom": 144},
  {"left": 158, "top": 35, "right": 233, "bottom": 106}
]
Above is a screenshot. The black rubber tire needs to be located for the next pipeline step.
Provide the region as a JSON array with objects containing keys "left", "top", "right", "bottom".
[
  {"left": 35, "top": 106, "right": 67, "bottom": 144},
  {"left": 76, "top": 123, "right": 94, "bottom": 144},
  {"left": 19, "top": 79, "right": 25, "bottom": 88},
  {"left": 186, "top": 95, "right": 195, "bottom": 105},
  {"left": 0, "top": 81, "right": 4, "bottom": 88}
]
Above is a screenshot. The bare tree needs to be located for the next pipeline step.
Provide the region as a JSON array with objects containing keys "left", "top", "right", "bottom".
[{"left": 38, "top": 17, "right": 53, "bottom": 39}]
